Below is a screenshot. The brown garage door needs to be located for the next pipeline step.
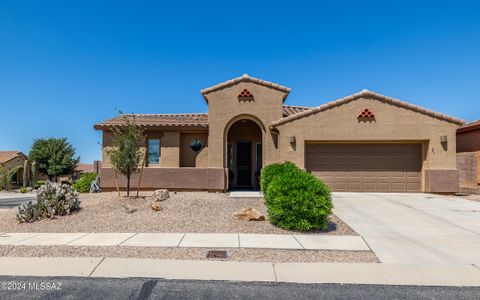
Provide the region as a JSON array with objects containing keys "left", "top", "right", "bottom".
[{"left": 305, "top": 143, "right": 422, "bottom": 192}]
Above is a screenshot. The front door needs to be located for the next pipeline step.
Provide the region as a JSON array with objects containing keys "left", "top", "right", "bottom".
[{"left": 236, "top": 142, "right": 252, "bottom": 186}]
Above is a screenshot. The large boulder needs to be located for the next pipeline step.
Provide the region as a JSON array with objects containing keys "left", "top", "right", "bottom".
[
  {"left": 232, "top": 208, "right": 265, "bottom": 221},
  {"left": 152, "top": 189, "right": 170, "bottom": 201}
]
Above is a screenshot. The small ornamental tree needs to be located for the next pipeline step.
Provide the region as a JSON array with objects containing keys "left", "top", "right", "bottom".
[
  {"left": 28, "top": 138, "right": 79, "bottom": 182},
  {"left": 107, "top": 112, "right": 144, "bottom": 197}
]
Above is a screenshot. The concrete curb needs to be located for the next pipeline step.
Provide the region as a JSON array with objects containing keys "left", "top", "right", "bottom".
[{"left": 1, "top": 257, "right": 480, "bottom": 286}]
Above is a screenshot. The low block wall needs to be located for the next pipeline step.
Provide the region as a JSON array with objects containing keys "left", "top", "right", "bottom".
[
  {"left": 424, "top": 170, "right": 459, "bottom": 193},
  {"left": 457, "top": 152, "right": 479, "bottom": 189},
  {"left": 100, "top": 167, "right": 227, "bottom": 191}
]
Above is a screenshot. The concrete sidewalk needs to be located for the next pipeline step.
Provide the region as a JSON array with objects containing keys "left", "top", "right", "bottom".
[
  {"left": 1, "top": 257, "right": 480, "bottom": 286},
  {"left": 0, "top": 232, "right": 369, "bottom": 251}
]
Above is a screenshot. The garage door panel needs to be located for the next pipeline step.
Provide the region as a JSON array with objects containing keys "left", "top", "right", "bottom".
[{"left": 305, "top": 143, "right": 422, "bottom": 192}]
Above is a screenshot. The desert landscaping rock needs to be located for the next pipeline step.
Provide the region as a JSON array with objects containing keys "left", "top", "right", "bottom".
[
  {"left": 232, "top": 208, "right": 265, "bottom": 221},
  {"left": 153, "top": 189, "right": 170, "bottom": 201},
  {"left": 0, "top": 245, "right": 379, "bottom": 263},
  {"left": 0, "top": 192, "right": 356, "bottom": 235},
  {"left": 151, "top": 202, "right": 162, "bottom": 211},
  {"left": 124, "top": 204, "right": 137, "bottom": 214}
]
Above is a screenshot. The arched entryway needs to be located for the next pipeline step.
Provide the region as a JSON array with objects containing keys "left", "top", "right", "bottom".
[{"left": 226, "top": 118, "right": 263, "bottom": 190}]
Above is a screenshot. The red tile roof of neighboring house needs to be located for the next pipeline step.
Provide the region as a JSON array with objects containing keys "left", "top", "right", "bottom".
[
  {"left": 271, "top": 89, "right": 464, "bottom": 127},
  {"left": 75, "top": 163, "right": 94, "bottom": 173},
  {"left": 94, "top": 113, "right": 209, "bottom": 130},
  {"left": 0, "top": 151, "right": 26, "bottom": 165},
  {"left": 457, "top": 119, "right": 480, "bottom": 133}
]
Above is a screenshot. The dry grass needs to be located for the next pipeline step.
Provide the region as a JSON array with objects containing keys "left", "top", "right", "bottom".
[{"left": 0, "top": 192, "right": 356, "bottom": 235}]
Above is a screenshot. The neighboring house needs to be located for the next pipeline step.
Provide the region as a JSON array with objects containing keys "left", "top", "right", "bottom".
[
  {"left": 457, "top": 120, "right": 480, "bottom": 193},
  {"left": 95, "top": 74, "right": 464, "bottom": 193},
  {"left": 72, "top": 163, "right": 94, "bottom": 181},
  {"left": 0, "top": 151, "right": 28, "bottom": 185}
]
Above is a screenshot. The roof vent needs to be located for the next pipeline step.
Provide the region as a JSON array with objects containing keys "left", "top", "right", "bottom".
[
  {"left": 238, "top": 89, "right": 254, "bottom": 102},
  {"left": 357, "top": 108, "right": 375, "bottom": 121}
]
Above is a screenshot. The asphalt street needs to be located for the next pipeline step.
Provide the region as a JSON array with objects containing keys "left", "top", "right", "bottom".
[
  {"left": 0, "top": 276, "right": 478, "bottom": 300},
  {"left": 0, "top": 194, "right": 36, "bottom": 208}
]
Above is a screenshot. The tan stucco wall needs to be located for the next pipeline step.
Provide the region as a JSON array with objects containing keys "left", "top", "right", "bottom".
[
  {"left": 180, "top": 132, "right": 208, "bottom": 167},
  {"left": 2, "top": 156, "right": 26, "bottom": 184},
  {"left": 273, "top": 97, "right": 460, "bottom": 192},
  {"left": 457, "top": 130, "right": 480, "bottom": 152},
  {"left": 203, "top": 81, "right": 288, "bottom": 168},
  {"left": 100, "top": 129, "right": 220, "bottom": 189},
  {"left": 100, "top": 167, "right": 225, "bottom": 191},
  {"left": 102, "top": 129, "right": 208, "bottom": 168},
  {"left": 2, "top": 156, "right": 25, "bottom": 170}
]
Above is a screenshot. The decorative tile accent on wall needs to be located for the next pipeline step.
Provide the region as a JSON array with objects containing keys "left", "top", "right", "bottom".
[{"left": 238, "top": 89, "right": 254, "bottom": 102}]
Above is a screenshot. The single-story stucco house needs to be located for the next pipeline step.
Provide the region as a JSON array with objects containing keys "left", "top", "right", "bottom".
[
  {"left": 0, "top": 151, "right": 28, "bottom": 185},
  {"left": 94, "top": 74, "right": 465, "bottom": 193}
]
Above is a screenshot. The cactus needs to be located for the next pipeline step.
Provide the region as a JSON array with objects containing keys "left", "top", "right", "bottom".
[
  {"left": 31, "top": 161, "right": 37, "bottom": 189},
  {"left": 17, "top": 180, "right": 81, "bottom": 223},
  {"left": 23, "top": 159, "right": 28, "bottom": 188}
]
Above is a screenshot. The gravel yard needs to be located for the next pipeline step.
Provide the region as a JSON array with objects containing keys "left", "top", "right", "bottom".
[
  {"left": 0, "top": 245, "right": 378, "bottom": 263},
  {"left": 0, "top": 192, "right": 356, "bottom": 235}
]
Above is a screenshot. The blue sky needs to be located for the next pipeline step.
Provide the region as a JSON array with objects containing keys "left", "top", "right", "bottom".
[{"left": 1, "top": 1, "right": 479, "bottom": 163}]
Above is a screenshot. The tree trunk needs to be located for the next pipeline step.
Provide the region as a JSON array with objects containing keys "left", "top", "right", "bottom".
[
  {"left": 126, "top": 174, "right": 130, "bottom": 197},
  {"left": 136, "top": 151, "right": 147, "bottom": 197},
  {"left": 113, "top": 168, "right": 120, "bottom": 197}
]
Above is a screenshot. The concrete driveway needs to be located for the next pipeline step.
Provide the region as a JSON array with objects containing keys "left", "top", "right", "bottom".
[
  {"left": 0, "top": 192, "right": 36, "bottom": 208},
  {"left": 333, "top": 193, "right": 480, "bottom": 265}
]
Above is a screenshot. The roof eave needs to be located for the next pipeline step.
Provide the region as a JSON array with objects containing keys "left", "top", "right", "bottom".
[
  {"left": 271, "top": 89, "right": 465, "bottom": 128},
  {"left": 201, "top": 74, "right": 291, "bottom": 103},
  {"left": 457, "top": 123, "right": 480, "bottom": 133},
  {"left": 94, "top": 124, "right": 209, "bottom": 131}
]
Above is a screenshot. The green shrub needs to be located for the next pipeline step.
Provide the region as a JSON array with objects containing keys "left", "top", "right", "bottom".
[
  {"left": 16, "top": 181, "right": 81, "bottom": 223},
  {"left": 264, "top": 167, "right": 332, "bottom": 231},
  {"left": 260, "top": 161, "right": 300, "bottom": 192},
  {"left": 35, "top": 180, "right": 45, "bottom": 189},
  {"left": 19, "top": 186, "right": 28, "bottom": 193},
  {"left": 73, "top": 172, "right": 97, "bottom": 193}
]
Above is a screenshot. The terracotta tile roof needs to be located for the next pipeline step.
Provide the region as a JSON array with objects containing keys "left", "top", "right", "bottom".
[
  {"left": 282, "top": 105, "right": 312, "bottom": 117},
  {"left": 201, "top": 74, "right": 291, "bottom": 102},
  {"left": 271, "top": 89, "right": 464, "bottom": 127},
  {"left": 95, "top": 106, "right": 311, "bottom": 130},
  {"left": 75, "top": 163, "right": 94, "bottom": 173},
  {"left": 458, "top": 119, "right": 480, "bottom": 133},
  {"left": 0, "top": 151, "right": 25, "bottom": 164},
  {"left": 94, "top": 113, "right": 209, "bottom": 130}
]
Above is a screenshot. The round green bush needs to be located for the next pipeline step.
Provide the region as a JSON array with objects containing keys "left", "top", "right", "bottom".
[
  {"left": 265, "top": 168, "right": 332, "bottom": 231},
  {"left": 260, "top": 161, "right": 300, "bottom": 192},
  {"left": 73, "top": 172, "right": 97, "bottom": 193}
]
